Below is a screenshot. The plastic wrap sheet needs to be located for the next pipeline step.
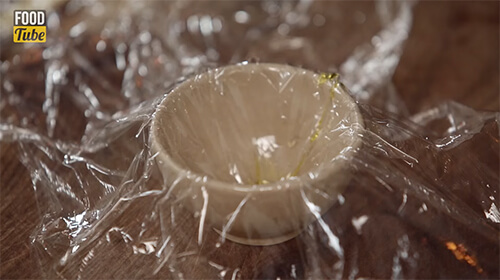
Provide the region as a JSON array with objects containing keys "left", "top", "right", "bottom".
[{"left": 1, "top": 0, "right": 499, "bottom": 279}]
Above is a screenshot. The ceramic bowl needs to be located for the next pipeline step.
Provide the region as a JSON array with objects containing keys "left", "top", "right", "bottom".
[{"left": 151, "top": 63, "right": 363, "bottom": 245}]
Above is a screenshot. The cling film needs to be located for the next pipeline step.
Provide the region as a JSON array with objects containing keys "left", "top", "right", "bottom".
[{"left": 1, "top": 0, "right": 499, "bottom": 279}]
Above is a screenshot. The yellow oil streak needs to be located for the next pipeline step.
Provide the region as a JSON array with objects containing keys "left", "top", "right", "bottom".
[
  {"left": 288, "top": 73, "right": 339, "bottom": 178},
  {"left": 253, "top": 73, "right": 340, "bottom": 184}
]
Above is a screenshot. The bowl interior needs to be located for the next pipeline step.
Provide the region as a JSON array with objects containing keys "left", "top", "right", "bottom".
[{"left": 154, "top": 63, "right": 362, "bottom": 186}]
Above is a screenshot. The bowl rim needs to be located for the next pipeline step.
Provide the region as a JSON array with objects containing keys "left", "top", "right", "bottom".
[{"left": 151, "top": 62, "right": 364, "bottom": 193}]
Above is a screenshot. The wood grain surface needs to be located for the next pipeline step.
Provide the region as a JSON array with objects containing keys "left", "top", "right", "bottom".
[{"left": 1, "top": 1, "right": 499, "bottom": 279}]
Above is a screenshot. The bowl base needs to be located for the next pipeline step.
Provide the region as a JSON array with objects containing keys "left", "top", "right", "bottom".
[{"left": 213, "top": 228, "right": 301, "bottom": 246}]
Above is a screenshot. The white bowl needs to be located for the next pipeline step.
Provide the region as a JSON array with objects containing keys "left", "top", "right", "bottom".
[{"left": 151, "top": 63, "right": 363, "bottom": 246}]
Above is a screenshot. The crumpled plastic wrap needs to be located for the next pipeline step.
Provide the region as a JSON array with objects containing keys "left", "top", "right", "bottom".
[{"left": 1, "top": 0, "right": 499, "bottom": 279}]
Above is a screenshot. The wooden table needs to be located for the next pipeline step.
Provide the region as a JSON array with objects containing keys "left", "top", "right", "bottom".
[{"left": 1, "top": 1, "right": 499, "bottom": 279}]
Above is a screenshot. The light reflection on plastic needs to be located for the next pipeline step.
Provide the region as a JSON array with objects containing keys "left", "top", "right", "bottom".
[
  {"left": 484, "top": 202, "right": 500, "bottom": 223},
  {"left": 351, "top": 215, "right": 369, "bottom": 234},
  {"left": 234, "top": 10, "right": 250, "bottom": 24},
  {"left": 445, "top": 241, "right": 483, "bottom": 274},
  {"left": 252, "top": 135, "right": 278, "bottom": 159}
]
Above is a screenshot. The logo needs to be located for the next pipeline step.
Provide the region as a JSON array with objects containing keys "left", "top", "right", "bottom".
[{"left": 13, "top": 10, "right": 46, "bottom": 43}]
